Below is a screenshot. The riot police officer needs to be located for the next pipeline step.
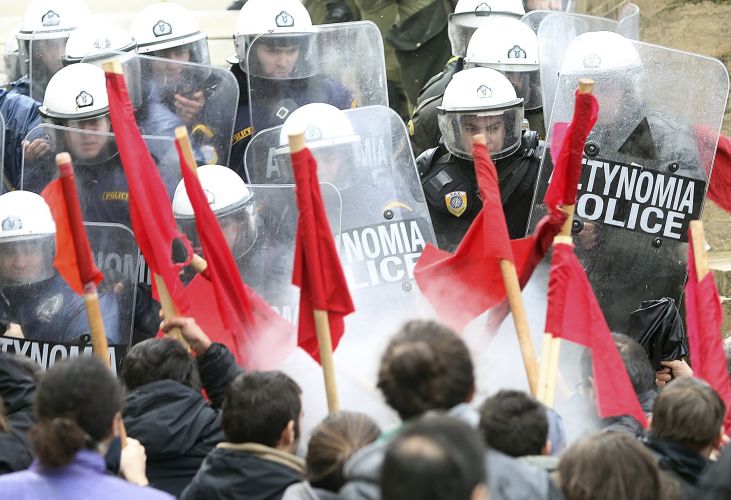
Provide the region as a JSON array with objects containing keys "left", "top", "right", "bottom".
[
  {"left": 0, "top": 190, "right": 120, "bottom": 344},
  {"left": 63, "top": 20, "right": 138, "bottom": 66},
  {"left": 228, "top": 0, "right": 353, "bottom": 179},
  {"left": 417, "top": 67, "right": 541, "bottom": 251}
]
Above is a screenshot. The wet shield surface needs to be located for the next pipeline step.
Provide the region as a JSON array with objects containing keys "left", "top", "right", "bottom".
[
  {"left": 20, "top": 124, "right": 181, "bottom": 226},
  {"left": 537, "top": 6, "right": 640, "bottom": 132},
  {"left": 84, "top": 52, "right": 239, "bottom": 167},
  {"left": 0, "top": 223, "right": 139, "bottom": 374},
  {"left": 527, "top": 39, "right": 729, "bottom": 332},
  {"left": 246, "top": 21, "right": 388, "bottom": 133}
]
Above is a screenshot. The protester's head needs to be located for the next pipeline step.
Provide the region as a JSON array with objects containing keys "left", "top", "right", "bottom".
[
  {"left": 377, "top": 320, "right": 474, "bottom": 420},
  {"left": 0, "top": 191, "right": 56, "bottom": 286},
  {"left": 306, "top": 411, "right": 380, "bottom": 492},
  {"left": 559, "top": 432, "right": 666, "bottom": 500},
  {"left": 122, "top": 338, "right": 201, "bottom": 392},
  {"left": 29, "top": 356, "right": 123, "bottom": 467},
  {"left": 478, "top": 390, "right": 549, "bottom": 457},
  {"left": 381, "top": 415, "right": 488, "bottom": 500},
  {"left": 580, "top": 333, "right": 655, "bottom": 400},
  {"left": 651, "top": 377, "right": 725, "bottom": 455},
  {"left": 222, "top": 371, "right": 302, "bottom": 451}
]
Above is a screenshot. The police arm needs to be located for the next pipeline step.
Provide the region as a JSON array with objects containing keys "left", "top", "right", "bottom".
[
  {"left": 537, "top": 79, "right": 595, "bottom": 407},
  {"left": 55, "top": 152, "right": 127, "bottom": 446},
  {"left": 289, "top": 130, "right": 340, "bottom": 414}
]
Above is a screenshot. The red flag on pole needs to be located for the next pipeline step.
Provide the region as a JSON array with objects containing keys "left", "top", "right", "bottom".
[
  {"left": 176, "top": 139, "right": 295, "bottom": 368},
  {"left": 41, "top": 178, "right": 103, "bottom": 295},
  {"left": 686, "top": 226, "right": 731, "bottom": 432},
  {"left": 546, "top": 242, "right": 647, "bottom": 426},
  {"left": 291, "top": 147, "right": 354, "bottom": 363},
  {"left": 414, "top": 142, "right": 537, "bottom": 332},
  {"left": 104, "top": 66, "right": 191, "bottom": 314}
]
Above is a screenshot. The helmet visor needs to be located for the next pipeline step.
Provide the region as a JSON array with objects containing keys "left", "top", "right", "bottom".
[
  {"left": 447, "top": 20, "right": 479, "bottom": 58},
  {"left": 0, "top": 236, "right": 55, "bottom": 286},
  {"left": 29, "top": 36, "right": 69, "bottom": 101},
  {"left": 176, "top": 202, "right": 257, "bottom": 261},
  {"left": 243, "top": 33, "right": 318, "bottom": 79},
  {"left": 148, "top": 38, "right": 210, "bottom": 65},
  {"left": 438, "top": 105, "right": 523, "bottom": 160}
]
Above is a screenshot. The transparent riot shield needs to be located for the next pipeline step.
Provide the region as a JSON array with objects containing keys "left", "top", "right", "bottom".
[
  {"left": 246, "top": 21, "right": 388, "bottom": 133},
  {"left": 0, "top": 114, "right": 5, "bottom": 193},
  {"left": 28, "top": 31, "right": 70, "bottom": 102},
  {"left": 83, "top": 52, "right": 239, "bottom": 167},
  {"left": 537, "top": 7, "right": 640, "bottom": 131},
  {"left": 245, "top": 104, "right": 437, "bottom": 373},
  {"left": 20, "top": 124, "right": 181, "bottom": 226},
  {"left": 527, "top": 39, "right": 729, "bottom": 333},
  {"left": 0, "top": 222, "right": 138, "bottom": 374}
]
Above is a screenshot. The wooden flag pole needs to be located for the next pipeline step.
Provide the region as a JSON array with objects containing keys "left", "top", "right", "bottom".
[
  {"left": 690, "top": 220, "right": 709, "bottom": 280},
  {"left": 55, "top": 152, "right": 127, "bottom": 446},
  {"left": 538, "top": 78, "right": 595, "bottom": 407},
  {"left": 473, "top": 135, "right": 539, "bottom": 395},
  {"left": 289, "top": 131, "right": 340, "bottom": 413}
]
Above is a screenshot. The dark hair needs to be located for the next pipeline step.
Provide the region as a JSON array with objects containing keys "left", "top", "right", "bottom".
[
  {"left": 478, "top": 390, "right": 548, "bottom": 457},
  {"left": 306, "top": 411, "right": 380, "bottom": 492},
  {"left": 377, "top": 320, "right": 474, "bottom": 420},
  {"left": 580, "top": 333, "right": 655, "bottom": 396},
  {"left": 651, "top": 377, "right": 725, "bottom": 451},
  {"left": 381, "top": 415, "right": 486, "bottom": 500},
  {"left": 29, "top": 356, "right": 123, "bottom": 467},
  {"left": 122, "top": 338, "right": 201, "bottom": 392},
  {"left": 222, "top": 371, "right": 302, "bottom": 446},
  {"left": 559, "top": 433, "right": 667, "bottom": 500}
]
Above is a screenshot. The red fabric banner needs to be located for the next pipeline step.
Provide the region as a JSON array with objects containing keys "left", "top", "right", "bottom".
[
  {"left": 105, "top": 70, "right": 191, "bottom": 314},
  {"left": 291, "top": 148, "right": 355, "bottom": 363},
  {"left": 546, "top": 243, "right": 647, "bottom": 427}
]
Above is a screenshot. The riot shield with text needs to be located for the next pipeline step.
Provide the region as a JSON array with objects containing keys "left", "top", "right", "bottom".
[
  {"left": 245, "top": 105, "right": 437, "bottom": 374},
  {"left": 83, "top": 52, "right": 238, "bottom": 166},
  {"left": 527, "top": 39, "right": 729, "bottom": 332},
  {"left": 246, "top": 22, "right": 388, "bottom": 133},
  {"left": 20, "top": 124, "right": 181, "bottom": 226},
  {"left": 537, "top": 6, "right": 640, "bottom": 131},
  {"left": 0, "top": 222, "right": 138, "bottom": 374}
]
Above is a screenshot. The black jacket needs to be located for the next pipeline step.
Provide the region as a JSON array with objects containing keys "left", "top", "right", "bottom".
[
  {"left": 123, "top": 343, "right": 241, "bottom": 496},
  {"left": 180, "top": 443, "right": 305, "bottom": 500},
  {"left": 645, "top": 437, "right": 707, "bottom": 499},
  {"left": 0, "top": 352, "right": 36, "bottom": 474}
]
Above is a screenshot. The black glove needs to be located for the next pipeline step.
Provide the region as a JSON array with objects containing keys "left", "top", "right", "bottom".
[{"left": 325, "top": 0, "right": 355, "bottom": 23}]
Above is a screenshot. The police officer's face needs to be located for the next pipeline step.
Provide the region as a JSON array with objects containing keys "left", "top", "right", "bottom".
[
  {"left": 0, "top": 241, "right": 46, "bottom": 284},
  {"left": 460, "top": 115, "right": 505, "bottom": 154},
  {"left": 35, "top": 38, "right": 66, "bottom": 75},
  {"left": 63, "top": 117, "right": 112, "bottom": 160},
  {"left": 255, "top": 44, "right": 300, "bottom": 78},
  {"left": 526, "top": 0, "right": 562, "bottom": 10},
  {"left": 150, "top": 46, "right": 191, "bottom": 80}
]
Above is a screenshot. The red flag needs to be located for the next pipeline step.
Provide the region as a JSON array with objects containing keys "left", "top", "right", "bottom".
[
  {"left": 176, "top": 141, "right": 295, "bottom": 368},
  {"left": 686, "top": 228, "right": 731, "bottom": 432},
  {"left": 41, "top": 178, "right": 103, "bottom": 295},
  {"left": 105, "top": 70, "right": 191, "bottom": 314},
  {"left": 546, "top": 242, "right": 647, "bottom": 426},
  {"left": 291, "top": 148, "right": 354, "bottom": 362},
  {"left": 544, "top": 90, "right": 599, "bottom": 215},
  {"left": 706, "top": 132, "right": 731, "bottom": 214}
]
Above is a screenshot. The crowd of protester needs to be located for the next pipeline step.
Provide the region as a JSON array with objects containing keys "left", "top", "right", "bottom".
[{"left": 0, "top": 317, "right": 730, "bottom": 499}]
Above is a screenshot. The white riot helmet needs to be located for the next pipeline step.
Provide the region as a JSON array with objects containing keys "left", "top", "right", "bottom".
[
  {"left": 130, "top": 2, "right": 210, "bottom": 64},
  {"left": 233, "top": 0, "right": 315, "bottom": 78},
  {"left": 64, "top": 20, "right": 137, "bottom": 65},
  {"left": 438, "top": 67, "right": 524, "bottom": 160},
  {"left": 449, "top": 0, "right": 525, "bottom": 57},
  {"left": 465, "top": 17, "right": 542, "bottom": 110},
  {"left": 276, "top": 103, "right": 361, "bottom": 186},
  {"left": 0, "top": 191, "right": 56, "bottom": 285},
  {"left": 172, "top": 165, "right": 257, "bottom": 259},
  {"left": 39, "top": 63, "right": 109, "bottom": 122},
  {"left": 16, "top": 0, "right": 90, "bottom": 100},
  {"left": 4, "top": 28, "right": 21, "bottom": 82},
  {"left": 560, "top": 31, "right": 641, "bottom": 75}
]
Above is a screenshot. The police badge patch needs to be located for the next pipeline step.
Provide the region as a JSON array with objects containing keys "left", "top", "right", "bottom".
[
  {"left": 76, "top": 91, "right": 94, "bottom": 108},
  {"left": 1, "top": 216, "right": 22, "bottom": 231},
  {"left": 41, "top": 10, "right": 60, "bottom": 27},
  {"left": 153, "top": 20, "right": 173, "bottom": 37},
  {"left": 445, "top": 191, "right": 467, "bottom": 217},
  {"left": 93, "top": 38, "right": 112, "bottom": 50},
  {"left": 508, "top": 45, "right": 527, "bottom": 59},
  {"left": 275, "top": 11, "right": 295, "bottom": 28},
  {"left": 474, "top": 3, "right": 491, "bottom": 15},
  {"left": 476, "top": 85, "right": 493, "bottom": 99},
  {"left": 583, "top": 53, "right": 602, "bottom": 69},
  {"left": 304, "top": 125, "right": 323, "bottom": 141},
  {"left": 36, "top": 294, "right": 63, "bottom": 323}
]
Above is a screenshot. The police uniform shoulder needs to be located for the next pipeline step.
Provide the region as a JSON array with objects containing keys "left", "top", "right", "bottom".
[{"left": 416, "top": 145, "right": 449, "bottom": 179}]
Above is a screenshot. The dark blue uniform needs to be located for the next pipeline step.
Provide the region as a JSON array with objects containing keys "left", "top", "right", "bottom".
[
  {"left": 229, "top": 63, "right": 354, "bottom": 181},
  {"left": 0, "top": 87, "right": 41, "bottom": 192}
]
